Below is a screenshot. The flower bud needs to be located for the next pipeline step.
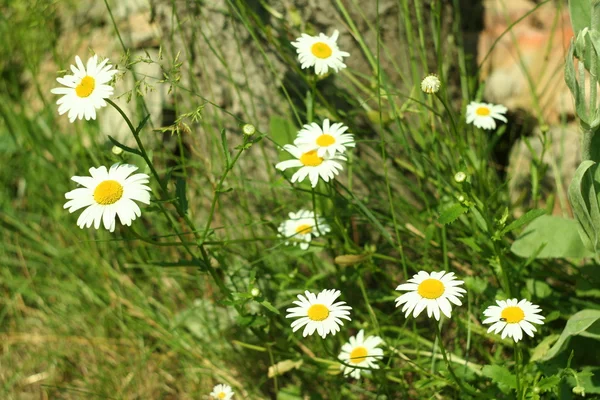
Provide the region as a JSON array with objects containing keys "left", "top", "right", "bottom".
[
  {"left": 421, "top": 74, "right": 441, "bottom": 94},
  {"left": 242, "top": 124, "right": 256, "bottom": 136}
]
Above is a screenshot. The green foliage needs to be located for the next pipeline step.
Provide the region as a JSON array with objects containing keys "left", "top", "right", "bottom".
[
  {"left": 542, "top": 309, "right": 600, "bottom": 360},
  {"left": 510, "top": 215, "right": 594, "bottom": 258}
]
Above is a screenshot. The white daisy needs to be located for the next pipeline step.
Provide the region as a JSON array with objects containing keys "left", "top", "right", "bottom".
[
  {"left": 64, "top": 164, "right": 152, "bottom": 232},
  {"left": 421, "top": 74, "right": 441, "bottom": 94},
  {"left": 466, "top": 101, "right": 508, "bottom": 130},
  {"left": 338, "top": 330, "right": 384, "bottom": 379},
  {"left": 209, "top": 384, "right": 234, "bottom": 400},
  {"left": 275, "top": 144, "right": 346, "bottom": 188},
  {"left": 286, "top": 289, "right": 352, "bottom": 338},
  {"left": 51, "top": 55, "right": 118, "bottom": 122},
  {"left": 291, "top": 30, "right": 350, "bottom": 75},
  {"left": 294, "top": 119, "right": 355, "bottom": 158},
  {"left": 277, "top": 209, "right": 330, "bottom": 250},
  {"left": 395, "top": 271, "right": 466, "bottom": 321},
  {"left": 482, "top": 299, "right": 545, "bottom": 343}
]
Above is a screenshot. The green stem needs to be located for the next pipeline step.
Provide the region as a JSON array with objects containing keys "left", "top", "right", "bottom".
[
  {"left": 515, "top": 343, "right": 523, "bottom": 399},
  {"left": 435, "top": 323, "right": 479, "bottom": 397}
]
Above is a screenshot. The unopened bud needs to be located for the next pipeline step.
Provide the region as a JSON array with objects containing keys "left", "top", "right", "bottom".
[
  {"left": 112, "top": 146, "right": 123, "bottom": 155},
  {"left": 251, "top": 288, "right": 261, "bottom": 297},
  {"left": 454, "top": 171, "right": 467, "bottom": 183},
  {"left": 243, "top": 124, "right": 256, "bottom": 136}
]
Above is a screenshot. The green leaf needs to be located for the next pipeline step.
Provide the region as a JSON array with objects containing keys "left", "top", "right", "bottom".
[
  {"left": 438, "top": 203, "right": 468, "bottom": 225},
  {"left": 220, "top": 129, "right": 231, "bottom": 167},
  {"left": 260, "top": 300, "right": 280, "bottom": 315},
  {"left": 542, "top": 309, "right": 600, "bottom": 360},
  {"left": 135, "top": 113, "right": 152, "bottom": 134},
  {"left": 482, "top": 365, "right": 517, "bottom": 394},
  {"left": 499, "top": 209, "right": 546, "bottom": 236},
  {"left": 530, "top": 334, "right": 560, "bottom": 362},
  {"left": 537, "top": 375, "right": 561, "bottom": 392},
  {"left": 510, "top": 215, "right": 594, "bottom": 259},
  {"left": 175, "top": 177, "right": 188, "bottom": 214},
  {"left": 569, "top": 0, "right": 591, "bottom": 33},
  {"left": 568, "top": 160, "right": 600, "bottom": 253},
  {"left": 107, "top": 135, "right": 142, "bottom": 156},
  {"left": 525, "top": 279, "right": 553, "bottom": 299},
  {"left": 269, "top": 115, "right": 298, "bottom": 147}
]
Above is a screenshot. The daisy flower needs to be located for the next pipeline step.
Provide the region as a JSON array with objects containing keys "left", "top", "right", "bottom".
[
  {"left": 210, "top": 384, "right": 234, "bottom": 400},
  {"left": 294, "top": 119, "right": 355, "bottom": 158},
  {"left": 291, "top": 30, "right": 350, "bottom": 75},
  {"left": 482, "top": 299, "right": 545, "bottom": 342},
  {"left": 64, "top": 164, "right": 152, "bottom": 232},
  {"left": 338, "top": 330, "right": 384, "bottom": 379},
  {"left": 466, "top": 101, "right": 508, "bottom": 130},
  {"left": 275, "top": 144, "right": 346, "bottom": 188},
  {"left": 51, "top": 55, "right": 118, "bottom": 122},
  {"left": 421, "top": 74, "right": 441, "bottom": 94},
  {"left": 286, "top": 289, "right": 352, "bottom": 338},
  {"left": 277, "top": 209, "right": 330, "bottom": 250},
  {"left": 395, "top": 271, "right": 466, "bottom": 321}
]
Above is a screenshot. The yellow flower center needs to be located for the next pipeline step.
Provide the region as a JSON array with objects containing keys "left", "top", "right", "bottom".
[
  {"left": 217, "top": 393, "right": 226, "bottom": 399},
  {"left": 75, "top": 76, "right": 96, "bottom": 98},
  {"left": 316, "top": 134, "right": 336, "bottom": 147},
  {"left": 93, "top": 180, "right": 124, "bottom": 205},
  {"left": 295, "top": 224, "right": 312, "bottom": 234},
  {"left": 475, "top": 106, "right": 490, "bottom": 116},
  {"left": 417, "top": 278, "right": 445, "bottom": 299},
  {"left": 307, "top": 304, "right": 329, "bottom": 321},
  {"left": 299, "top": 150, "right": 324, "bottom": 167},
  {"left": 311, "top": 42, "right": 333, "bottom": 59},
  {"left": 500, "top": 306, "right": 525, "bottom": 324},
  {"left": 349, "top": 346, "right": 368, "bottom": 364}
]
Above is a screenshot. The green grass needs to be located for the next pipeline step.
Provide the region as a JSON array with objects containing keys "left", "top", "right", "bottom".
[{"left": 1, "top": 0, "right": 599, "bottom": 399}]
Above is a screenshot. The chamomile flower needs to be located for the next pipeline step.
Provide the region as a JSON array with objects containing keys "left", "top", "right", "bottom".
[
  {"left": 421, "top": 74, "right": 441, "bottom": 94},
  {"left": 275, "top": 144, "right": 345, "bottom": 188},
  {"left": 286, "top": 289, "right": 352, "bottom": 338},
  {"left": 291, "top": 30, "right": 350, "bottom": 75},
  {"left": 64, "top": 164, "right": 152, "bottom": 232},
  {"left": 338, "top": 330, "right": 384, "bottom": 379},
  {"left": 51, "top": 55, "right": 118, "bottom": 122},
  {"left": 294, "top": 119, "right": 355, "bottom": 158},
  {"left": 482, "top": 299, "right": 545, "bottom": 342},
  {"left": 395, "top": 271, "right": 466, "bottom": 321},
  {"left": 466, "top": 101, "right": 508, "bottom": 130},
  {"left": 277, "top": 209, "right": 330, "bottom": 250},
  {"left": 210, "top": 384, "right": 234, "bottom": 400}
]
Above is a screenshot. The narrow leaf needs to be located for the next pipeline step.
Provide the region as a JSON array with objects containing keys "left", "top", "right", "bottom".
[
  {"left": 107, "top": 135, "right": 142, "bottom": 156},
  {"left": 175, "top": 177, "right": 188, "bottom": 214},
  {"left": 500, "top": 209, "right": 546, "bottom": 236},
  {"left": 220, "top": 129, "right": 231, "bottom": 167}
]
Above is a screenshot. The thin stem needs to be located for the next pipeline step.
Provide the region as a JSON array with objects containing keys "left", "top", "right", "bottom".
[
  {"left": 515, "top": 343, "right": 523, "bottom": 399},
  {"left": 435, "top": 323, "right": 480, "bottom": 397}
]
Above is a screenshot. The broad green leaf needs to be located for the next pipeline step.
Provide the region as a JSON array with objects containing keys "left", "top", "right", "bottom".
[
  {"left": 568, "top": 160, "right": 600, "bottom": 253},
  {"left": 438, "top": 203, "right": 467, "bottom": 224},
  {"left": 525, "top": 279, "right": 553, "bottom": 299},
  {"left": 482, "top": 365, "right": 517, "bottom": 394},
  {"left": 269, "top": 115, "right": 298, "bottom": 147},
  {"left": 569, "top": 0, "right": 591, "bottom": 33},
  {"left": 510, "top": 215, "right": 594, "bottom": 259},
  {"left": 542, "top": 309, "right": 600, "bottom": 360},
  {"left": 530, "top": 334, "right": 560, "bottom": 362}
]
